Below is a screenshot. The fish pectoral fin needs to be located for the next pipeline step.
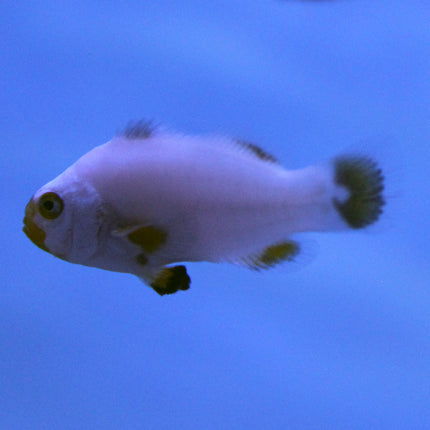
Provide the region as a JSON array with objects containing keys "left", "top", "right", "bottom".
[
  {"left": 145, "top": 265, "right": 191, "bottom": 296},
  {"left": 244, "top": 240, "right": 301, "bottom": 271},
  {"left": 112, "top": 224, "right": 168, "bottom": 254}
]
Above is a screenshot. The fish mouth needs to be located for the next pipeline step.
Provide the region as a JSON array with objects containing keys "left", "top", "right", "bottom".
[{"left": 23, "top": 198, "right": 49, "bottom": 252}]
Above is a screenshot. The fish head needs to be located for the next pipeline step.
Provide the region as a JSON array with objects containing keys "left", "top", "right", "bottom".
[{"left": 23, "top": 171, "right": 105, "bottom": 264}]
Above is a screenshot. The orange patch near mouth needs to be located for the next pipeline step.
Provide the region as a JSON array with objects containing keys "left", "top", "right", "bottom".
[{"left": 23, "top": 198, "right": 49, "bottom": 252}]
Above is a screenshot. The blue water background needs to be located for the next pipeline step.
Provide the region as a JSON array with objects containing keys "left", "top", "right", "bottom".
[{"left": 1, "top": 1, "right": 429, "bottom": 428}]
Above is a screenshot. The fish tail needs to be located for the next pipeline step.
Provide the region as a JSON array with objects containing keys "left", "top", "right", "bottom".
[{"left": 332, "top": 155, "right": 385, "bottom": 229}]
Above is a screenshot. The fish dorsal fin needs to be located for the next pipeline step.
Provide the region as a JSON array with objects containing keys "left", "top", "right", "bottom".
[
  {"left": 243, "top": 240, "right": 301, "bottom": 271},
  {"left": 119, "top": 119, "right": 157, "bottom": 140},
  {"left": 234, "top": 139, "right": 278, "bottom": 164}
]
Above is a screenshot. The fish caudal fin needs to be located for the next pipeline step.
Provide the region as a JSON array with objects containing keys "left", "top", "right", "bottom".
[{"left": 333, "top": 156, "right": 385, "bottom": 229}]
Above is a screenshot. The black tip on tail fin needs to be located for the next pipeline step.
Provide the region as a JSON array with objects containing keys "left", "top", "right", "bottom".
[{"left": 333, "top": 156, "right": 385, "bottom": 229}]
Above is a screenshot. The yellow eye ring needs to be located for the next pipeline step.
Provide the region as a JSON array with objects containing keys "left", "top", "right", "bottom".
[{"left": 38, "top": 192, "right": 64, "bottom": 220}]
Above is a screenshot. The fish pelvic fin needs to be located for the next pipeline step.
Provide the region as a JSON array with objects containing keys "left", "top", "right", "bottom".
[
  {"left": 333, "top": 156, "right": 385, "bottom": 229},
  {"left": 138, "top": 265, "right": 191, "bottom": 296}
]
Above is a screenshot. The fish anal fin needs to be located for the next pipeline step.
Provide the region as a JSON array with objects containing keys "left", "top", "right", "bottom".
[
  {"left": 150, "top": 265, "right": 191, "bottom": 296},
  {"left": 127, "top": 225, "right": 167, "bottom": 253},
  {"left": 234, "top": 139, "right": 278, "bottom": 164},
  {"left": 248, "top": 240, "right": 300, "bottom": 271}
]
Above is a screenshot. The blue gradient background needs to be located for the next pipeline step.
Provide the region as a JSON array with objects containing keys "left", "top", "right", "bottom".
[{"left": 2, "top": 1, "right": 429, "bottom": 428}]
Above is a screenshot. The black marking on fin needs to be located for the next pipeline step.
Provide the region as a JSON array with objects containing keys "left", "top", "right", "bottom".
[
  {"left": 235, "top": 139, "right": 278, "bottom": 163},
  {"left": 151, "top": 265, "right": 191, "bottom": 296},
  {"left": 120, "top": 119, "right": 156, "bottom": 140},
  {"left": 333, "top": 156, "right": 385, "bottom": 229},
  {"left": 248, "top": 240, "right": 300, "bottom": 270}
]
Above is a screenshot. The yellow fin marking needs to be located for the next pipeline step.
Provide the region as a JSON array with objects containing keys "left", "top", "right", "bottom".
[
  {"left": 127, "top": 226, "right": 167, "bottom": 253},
  {"left": 250, "top": 241, "right": 300, "bottom": 270}
]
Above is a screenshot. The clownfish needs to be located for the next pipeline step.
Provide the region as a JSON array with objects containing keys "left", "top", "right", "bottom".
[{"left": 23, "top": 121, "right": 384, "bottom": 295}]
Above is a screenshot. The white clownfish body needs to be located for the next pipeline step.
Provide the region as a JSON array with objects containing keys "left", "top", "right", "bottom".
[{"left": 23, "top": 122, "right": 385, "bottom": 295}]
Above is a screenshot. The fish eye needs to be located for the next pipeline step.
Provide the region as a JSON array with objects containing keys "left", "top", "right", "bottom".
[{"left": 38, "top": 192, "right": 64, "bottom": 220}]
